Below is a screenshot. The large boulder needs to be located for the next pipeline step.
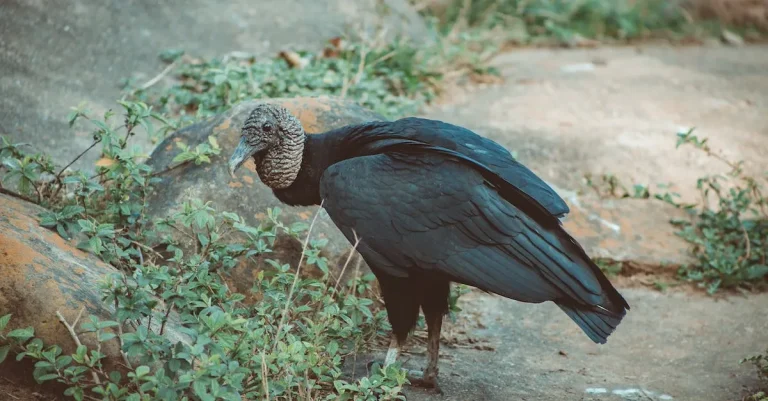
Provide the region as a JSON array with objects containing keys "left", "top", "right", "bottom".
[
  {"left": 0, "top": 193, "right": 187, "bottom": 386},
  {"left": 0, "top": 0, "right": 430, "bottom": 171},
  {"left": 145, "top": 97, "right": 387, "bottom": 293},
  {"left": 0, "top": 193, "right": 121, "bottom": 361}
]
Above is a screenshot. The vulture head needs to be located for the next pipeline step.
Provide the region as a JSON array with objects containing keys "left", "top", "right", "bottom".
[{"left": 228, "top": 104, "right": 306, "bottom": 189}]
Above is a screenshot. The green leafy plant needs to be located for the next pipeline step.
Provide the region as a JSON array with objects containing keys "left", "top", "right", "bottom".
[
  {"left": 0, "top": 202, "right": 409, "bottom": 400},
  {"left": 417, "top": 0, "right": 764, "bottom": 46},
  {"left": 124, "top": 26, "right": 501, "bottom": 129},
  {"left": 171, "top": 136, "right": 221, "bottom": 166},
  {"left": 670, "top": 129, "right": 768, "bottom": 294},
  {"left": 581, "top": 128, "right": 767, "bottom": 294},
  {"left": 742, "top": 349, "right": 768, "bottom": 400},
  {"left": 0, "top": 100, "right": 412, "bottom": 400}
]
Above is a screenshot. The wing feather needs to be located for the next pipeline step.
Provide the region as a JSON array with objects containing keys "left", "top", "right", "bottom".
[{"left": 319, "top": 153, "right": 622, "bottom": 312}]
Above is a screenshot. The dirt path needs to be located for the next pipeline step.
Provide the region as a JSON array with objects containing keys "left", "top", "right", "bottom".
[{"left": 384, "top": 44, "right": 768, "bottom": 400}]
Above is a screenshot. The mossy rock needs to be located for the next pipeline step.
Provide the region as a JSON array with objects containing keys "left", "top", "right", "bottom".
[{"left": 145, "top": 97, "right": 387, "bottom": 295}]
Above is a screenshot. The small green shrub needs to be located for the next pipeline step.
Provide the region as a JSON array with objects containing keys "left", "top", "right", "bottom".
[
  {"left": 124, "top": 28, "right": 501, "bottom": 132},
  {"left": 669, "top": 129, "right": 768, "bottom": 294},
  {"left": 423, "top": 0, "right": 690, "bottom": 42},
  {"left": 742, "top": 349, "right": 768, "bottom": 400},
  {"left": 580, "top": 128, "right": 767, "bottom": 294},
  {"left": 418, "top": 0, "right": 766, "bottom": 45}
]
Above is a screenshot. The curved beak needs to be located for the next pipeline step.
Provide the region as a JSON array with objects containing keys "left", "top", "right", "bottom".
[{"left": 228, "top": 137, "right": 265, "bottom": 178}]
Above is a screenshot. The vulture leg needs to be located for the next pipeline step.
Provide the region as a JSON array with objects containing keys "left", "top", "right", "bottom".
[
  {"left": 405, "top": 278, "right": 449, "bottom": 392},
  {"left": 367, "top": 274, "right": 418, "bottom": 371},
  {"left": 405, "top": 309, "right": 443, "bottom": 391},
  {"left": 423, "top": 310, "right": 443, "bottom": 385},
  {"left": 384, "top": 336, "right": 401, "bottom": 366}
]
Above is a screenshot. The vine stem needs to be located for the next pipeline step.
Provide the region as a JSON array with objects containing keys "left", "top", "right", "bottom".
[{"left": 52, "top": 140, "right": 100, "bottom": 199}]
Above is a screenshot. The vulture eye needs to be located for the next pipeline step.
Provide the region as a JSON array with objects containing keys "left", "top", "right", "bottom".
[{"left": 263, "top": 123, "right": 273, "bottom": 133}]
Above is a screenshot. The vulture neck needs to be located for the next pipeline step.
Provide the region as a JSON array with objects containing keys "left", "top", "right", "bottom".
[{"left": 270, "top": 129, "right": 349, "bottom": 207}]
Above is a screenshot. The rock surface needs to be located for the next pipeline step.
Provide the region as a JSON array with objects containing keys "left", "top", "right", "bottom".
[
  {"left": 0, "top": 193, "right": 187, "bottom": 385},
  {"left": 426, "top": 45, "right": 768, "bottom": 207},
  {"left": 145, "top": 97, "right": 388, "bottom": 294},
  {"left": 0, "top": 193, "right": 121, "bottom": 361},
  {"left": 365, "top": 288, "right": 768, "bottom": 401},
  {"left": 0, "top": 0, "right": 429, "bottom": 170},
  {"left": 559, "top": 191, "right": 694, "bottom": 268}
]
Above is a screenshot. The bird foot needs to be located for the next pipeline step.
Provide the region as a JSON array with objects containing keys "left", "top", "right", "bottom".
[
  {"left": 366, "top": 361, "right": 442, "bottom": 393},
  {"left": 406, "top": 369, "right": 442, "bottom": 394}
]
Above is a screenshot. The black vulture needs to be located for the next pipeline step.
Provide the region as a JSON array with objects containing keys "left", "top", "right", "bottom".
[{"left": 228, "top": 104, "right": 630, "bottom": 389}]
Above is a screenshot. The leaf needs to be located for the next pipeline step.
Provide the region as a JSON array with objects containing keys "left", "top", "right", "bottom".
[
  {"left": 56, "top": 355, "right": 73, "bottom": 369},
  {"left": 0, "top": 314, "right": 10, "bottom": 331},
  {"left": 159, "top": 48, "right": 185, "bottom": 63},
  {"left": 60, "top": 205, "right": 85, "bottom": 219},
  {"left": 61, "top": 176, "right": 81, "bottom": 185},
  {"left": 172, "top": 152, "right": 196, "bottom": 164},
  {"left": 746, "top": 265, "right": 768, "bottom": 280},
  {"left": 0, "top": 345, "right": 10, "bottom": 364},
  {"left": 207, "top": 136, "right": 219, "bottom": 150},
  {"left": 326, "top": 341, "right": 339, "bottom": 356},
  {"left": 135, "top": 365, "right": 150, "bottom": 377},
  {"left": 7, "top": 327, "right": 34, "bottom": 343},
  {"left": 36, "top": 373, "right": 60, "bottom": 382},
  {"left": 1, "top": 157, "right": 22, "bottom": 171},
  {"left": 95, "top": 157, "right": 117, "bottom": 168}
]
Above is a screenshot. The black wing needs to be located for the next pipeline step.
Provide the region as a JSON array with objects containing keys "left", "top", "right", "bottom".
[
  {"left": 339, "top": 118, "right": 571, "bottom": 218},
  {"left": 319, "top": 152, "right": 628, "bottom": 343}
]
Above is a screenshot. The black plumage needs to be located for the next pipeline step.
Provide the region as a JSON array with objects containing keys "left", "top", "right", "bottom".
[{"left": 228, "top": 107, "right": 630, "bottom": 389}]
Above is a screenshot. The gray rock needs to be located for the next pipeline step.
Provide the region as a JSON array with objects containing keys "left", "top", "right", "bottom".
[
  {"left": 0, "top": 0, "right": 429, "bottom": 171},
  {"left": 721, "top": 29, "right": 745, "bottom": 46}
]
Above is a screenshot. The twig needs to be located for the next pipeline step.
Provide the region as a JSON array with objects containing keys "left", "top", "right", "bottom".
[
  {"left": 740, "top": 223, "right": 752, "bottom": 263},
  {"left": 55, "top": 310, "right": 101, "bottom": 385},
  {"left": 271, "top": 200, "right": 323, "bottom": 352},
  {"left": 52, "top": 140, "right": 100, "bottom": 199},
  {"left": 334, "top": 230, "right": 361, "bottom": 293},
  {"left": 138, "top": 61, "right": 178, "bottom": 91},
  {"left": 149, "top": 160, "right": 190, "bottom": 177},
  {"left": 160, "top": 304, "right": 174, "bottom": 336},
  {"left": 130, "top": 239, "right": 164, "bottom": 259},
  {"left": 71, "top": 306, "right": 85, "bottom": 329},
  {"left": 339, "top": 47, "right": 368, "bottom": 99},
  {"left": 0, "top": 187, "right": 37, "bottom": 204},
  {"left": 113, "top": 297, "right": 133, "bottom": 370},
  {"left": 448, "top": 0, "right": 472, "bottom": 40}
]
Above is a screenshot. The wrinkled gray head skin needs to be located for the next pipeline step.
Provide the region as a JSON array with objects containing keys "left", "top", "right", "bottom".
[{"left": 228, "top": 104, "right": 306, "bottom": 189}]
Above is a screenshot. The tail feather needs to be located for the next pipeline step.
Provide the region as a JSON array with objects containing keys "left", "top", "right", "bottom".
[{"left": 558, "top": 304, "right": 626, "bottom": 344}]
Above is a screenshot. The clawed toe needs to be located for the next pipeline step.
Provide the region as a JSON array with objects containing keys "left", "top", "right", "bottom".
[{"left": 406, "top": 369, "right": 442, "bottom": 394}]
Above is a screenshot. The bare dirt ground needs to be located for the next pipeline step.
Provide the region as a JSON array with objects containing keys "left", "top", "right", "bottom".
[{"left": 377, "top": 44, "right": 768, "bottom": 401}]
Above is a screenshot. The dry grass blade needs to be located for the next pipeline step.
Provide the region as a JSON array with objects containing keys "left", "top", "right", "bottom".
[
  {"left": 271, "top": 200, "right": 324, "bottom": 352},
  {"left": 261, "top": 351, "right": 270, "bottom": 401},
  {"left": 334, "top": 229, "right": 361, "bottom": 293}
]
